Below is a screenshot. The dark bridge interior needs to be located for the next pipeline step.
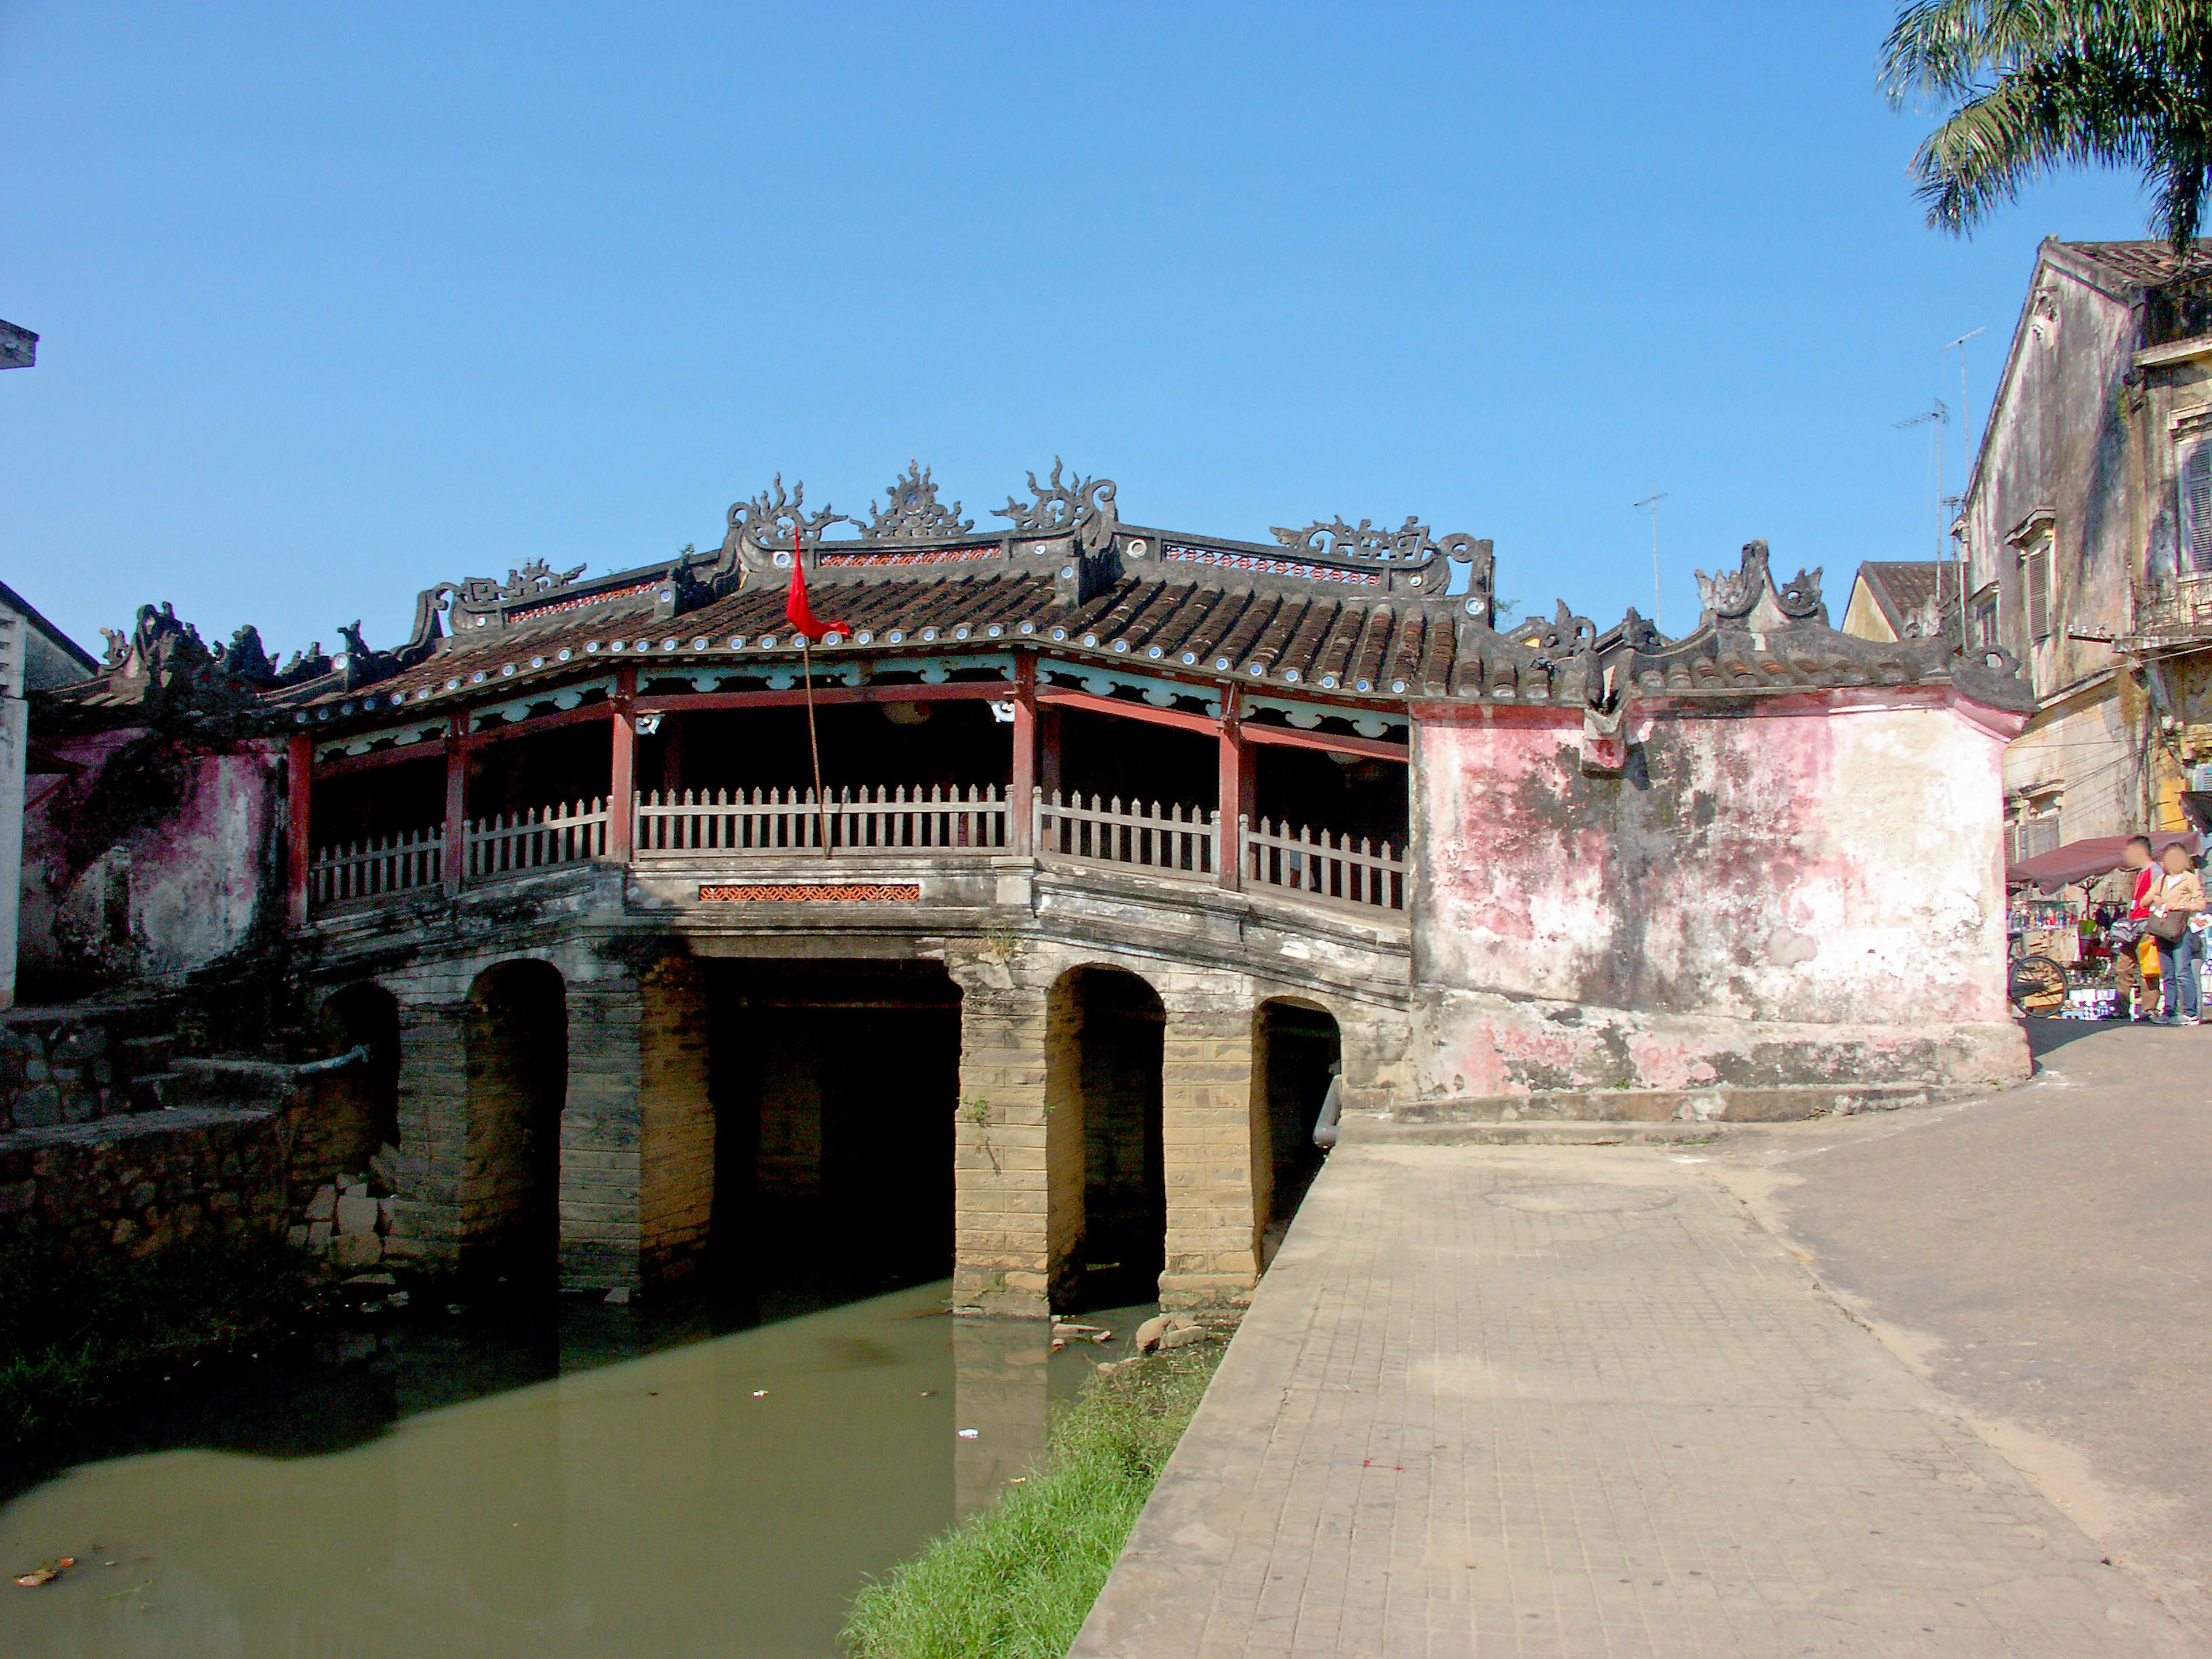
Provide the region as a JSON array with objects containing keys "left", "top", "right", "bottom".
[{"left": 705, "top": 959, "right": 960, "bottom": 1308}]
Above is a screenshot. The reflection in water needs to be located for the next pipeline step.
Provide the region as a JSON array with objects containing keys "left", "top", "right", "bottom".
[{"left": 0, "top": 1285, "right": 1147, "bottom": 1659}]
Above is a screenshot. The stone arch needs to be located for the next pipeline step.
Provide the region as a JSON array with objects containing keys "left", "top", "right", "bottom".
[
  {"left": 298, "top": 982, "right": 403, "bottom": 1185},
  {"left": 461, "top": 957, "right": 568, "bottom": 1282},
  {"left": 1250, "top": 996, "right": 1343, "bottom": 1266},
  {"left": 1045, "top": 963, "right": 1166, "bottom": 1310}
]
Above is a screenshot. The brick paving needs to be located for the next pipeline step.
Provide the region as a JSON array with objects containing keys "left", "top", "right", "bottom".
[{"left": 1072, "top": 1132, "right": 2198, "bottom": 1657}]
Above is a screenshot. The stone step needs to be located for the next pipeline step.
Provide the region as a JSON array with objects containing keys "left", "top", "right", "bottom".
[
  {"left": 1385, "top": 1082, "right": 1940, "bottom": 1128},
  {"left": 160, "top": 1056, "right": 308, "bottom": 1111},
  {"left": 1339, "top": 1115, "right": 1733, "bottom": 1147},
  {"left": 118, "top": 1033, "right": 178, "bottom": 1080},
  {"left": 128, "top": 1069, "right": 186, "bottom": 1112}
]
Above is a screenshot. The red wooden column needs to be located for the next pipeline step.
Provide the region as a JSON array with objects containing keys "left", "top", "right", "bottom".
[
  {"left": 1217, "top": 687, "right": 1253, "bottom": 889},
  {"left": 441, "top": 715, "right": 467, "bottom": 896},
  {"left": 285, "top": 734, "right": 313, "bottom": 927},
  {"left": 1009, "top": 652, "right": 1037, "bottom": 854},
  {"left": 607, "top": 665, "right": 637, "bottom": 863}
]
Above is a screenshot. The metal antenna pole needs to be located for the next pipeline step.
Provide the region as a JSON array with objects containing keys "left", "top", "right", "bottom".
[
  {"left": 1943, "top": 327, "right": 1986, "bottom": 648},
  {"left": 1895, "top": 400, "right": 1949, "bottom": 566},
  {"left": 1634, "top": 487, "right": 1669, "bottom": 632}
]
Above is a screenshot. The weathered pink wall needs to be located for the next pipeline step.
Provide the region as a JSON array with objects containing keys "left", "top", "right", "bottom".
[
  {"left": 18, "top": 729, "right": 285, "bottom": 999},
  {"left": 1411, "top": 693, "right": 2029, "bottom": 1097}
]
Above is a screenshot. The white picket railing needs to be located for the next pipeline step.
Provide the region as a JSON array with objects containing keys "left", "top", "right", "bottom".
[
  {"left": 308, "top": 825, "right": 444, "bottom": 910},
  {"left": 1243, "top": 815, "right": 1405, "bottom": 912},
  {"left": 1037, "top": 789, "right": 1217, "bottom": 880},
  {"left": 308, "top": 787, "right": 1405, "bottom": 919},
  {"left": 465, "top": 798, "right": 609, "bottom": 880},
  {"left": 634, "top": 785, "right": 1011, "bottom": 855}
]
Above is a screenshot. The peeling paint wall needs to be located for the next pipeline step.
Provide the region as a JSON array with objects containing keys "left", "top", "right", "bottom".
[
  {"left": 1411, "top": 696, "right": 2027, "bottom": 1097},
  {"left": 17, "top": 729, "right": 285, "bottom": 1000}
]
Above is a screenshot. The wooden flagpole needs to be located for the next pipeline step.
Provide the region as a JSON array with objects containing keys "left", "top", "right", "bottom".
[
  {"left": 793, "top": 527, "right": 834, "bottom": 857},
  {"left": 801, "top": 636, "right": 831, "bottom": 857}
]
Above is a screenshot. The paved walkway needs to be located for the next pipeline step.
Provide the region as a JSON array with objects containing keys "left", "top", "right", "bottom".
[
  {"left": 1713, "top": 1020, "right": 2212, "bottom": 1634},
  {"left": 1073, "top": 1126, "right": 2199, "bottom": 1657}
]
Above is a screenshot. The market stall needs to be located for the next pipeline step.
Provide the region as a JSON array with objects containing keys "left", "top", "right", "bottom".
[{"left": 2005, "top": 832, "right": 2205, "bottom": 1017}]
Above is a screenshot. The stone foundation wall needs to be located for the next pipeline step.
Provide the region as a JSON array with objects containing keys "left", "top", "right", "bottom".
[
  {"left": 944, "top": 937, "right": 1404, "bottom": 1317},
  {"left": 0, "top": 1107, "right": 284, "bottom": 1256},
  {"left": 639, "top": 958, "right": 712, "bottom": 1287}
]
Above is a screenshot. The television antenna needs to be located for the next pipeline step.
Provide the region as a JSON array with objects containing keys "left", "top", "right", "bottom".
[
  {"left": 1896, "top": 399, "right": 1948, "bottom": 564},
  {"left": 1633, "top": 487, "right": 1668, "bottom": 633}
]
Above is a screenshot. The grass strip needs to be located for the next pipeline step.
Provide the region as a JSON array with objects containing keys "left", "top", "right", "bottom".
[
  {"left": 0, "top": 1230, "right": 313, "bottom": 1444},
  {"left": 841, "top": 1337, "right": 1225, "bottom": 1659}
]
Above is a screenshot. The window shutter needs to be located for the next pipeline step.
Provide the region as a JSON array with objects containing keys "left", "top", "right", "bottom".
[
  {"left": 2025, "top": 812, "right": 2062, "bottom": 860},
  {"left": 2187, "top": 444, "right": 2212, "bottom": 573},
  {"left": 2027, "top": 547, "right": 2051, "bottom": 640}
]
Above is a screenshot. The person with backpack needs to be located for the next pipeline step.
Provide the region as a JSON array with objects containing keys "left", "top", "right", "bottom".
[
  {"left": 2111, "top": 835, "right": 2160, "bottom": 1021},
  {"left": 2147, "top": 843, "right": 2205, "bottom": 1026}
]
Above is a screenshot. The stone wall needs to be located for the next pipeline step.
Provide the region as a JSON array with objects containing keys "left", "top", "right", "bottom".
[
  {"left": 1411, "top": 694, "right": 2030, "bottom": 1100},
  {"left": 18, "top": 728, "right": 285, "bottom": 1001},
  {"left": 944, "top": 936, "right": 1400, "bottom": 1317},
  {"left": 0, "top": 1107, "right": 283, "bottom": 1256},
  {"left": 638, "top": 957, "right": 712, "bottom": 1287}
]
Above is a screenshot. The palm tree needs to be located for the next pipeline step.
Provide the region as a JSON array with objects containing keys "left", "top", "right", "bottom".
[{"left": 1882, "top": 2, "right": 2212, "bottom": 248}]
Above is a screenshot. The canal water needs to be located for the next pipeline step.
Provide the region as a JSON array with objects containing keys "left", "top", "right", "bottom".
[{"left": 0, "top": 1282, "right": 1144, "bottom": 1658}]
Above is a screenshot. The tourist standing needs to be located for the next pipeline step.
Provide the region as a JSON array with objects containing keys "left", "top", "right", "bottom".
[
  {"left": 2149, "top": 844, "right": 2205, "bottom": 1025},
  {"left": 2114, "top": 835, "right": 2160, "bottom": 1020}
]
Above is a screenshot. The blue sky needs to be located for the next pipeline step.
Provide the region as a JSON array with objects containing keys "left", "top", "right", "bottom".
[{"left": 0, "top": 2, "right": 2156, "bottom": 660}]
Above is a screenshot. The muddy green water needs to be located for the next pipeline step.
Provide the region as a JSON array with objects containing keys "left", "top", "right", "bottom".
[{"left": 0, "top": 1282, "right": 1139, "bottom": 1658}]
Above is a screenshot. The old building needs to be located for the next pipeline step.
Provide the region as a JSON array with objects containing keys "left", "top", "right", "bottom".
[
  {"left": 1955, "top": 238, "right": 2212, "bottom": 861},
  {"left": 0, "top": 579, "right": 99, "bottom": 1009},
  {"left": 16, "top": 463, "right": 2033, "bottom": 1312},
  {"left": 1841, "top": 561, "right": 1964, "bottom": 649}
]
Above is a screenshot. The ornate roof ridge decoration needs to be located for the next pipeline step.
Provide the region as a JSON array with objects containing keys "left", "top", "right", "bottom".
[
  {"left": 62, "top": 601, "right": 283, "bottom": 733},
  {"left": 1271, "top": 514, "right": 1486, "bottom": 567},
  {"left": 861, "top": 461, "right": 974, "bottom": 541},
  {"left": 725, "top": 475, "right": 851, "bottom": 560},
  {"left": 994, "top": 459, "right": 1118, "bottom": 556},
  {"left": 1693, "top": 540, "right": 1826, "bottom": 630}
]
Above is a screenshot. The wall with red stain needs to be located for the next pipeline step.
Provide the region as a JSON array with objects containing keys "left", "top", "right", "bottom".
[
  {"left": 1411, "top": 692, "right": 2029, "bottom": 1097},
  {"left": 18, "top": 728, "right": 285, "bottom": 1000}
]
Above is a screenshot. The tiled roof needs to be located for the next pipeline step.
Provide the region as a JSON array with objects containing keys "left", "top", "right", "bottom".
[
  {"left": 2061, "top": 240, "right": 2212, "bottom": 289},
  {"left": 1857, "top": 560, "right": 1964, "bottom": 637},
  {"left": 44, "top": 467, "right": 2039, "bottom": 737}
]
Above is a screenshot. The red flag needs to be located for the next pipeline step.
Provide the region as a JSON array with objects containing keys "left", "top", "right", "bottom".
[{"left": 784, "top": 528, "right": 848, "bottom": 641}]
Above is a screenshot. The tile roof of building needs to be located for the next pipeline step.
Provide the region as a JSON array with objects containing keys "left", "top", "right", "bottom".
[
  {"left": 2060, "top": 239, "right": 2212, "bottom": 289},
  {"left": 1855, "top": 560, "right": 1964, "bottom": 638},
  {"left": 44, "top": 467, "right": 2039, "bottom": 740}
]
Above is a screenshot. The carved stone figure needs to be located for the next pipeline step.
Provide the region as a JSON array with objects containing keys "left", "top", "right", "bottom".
[
  {"left": 994, "top": 459, "right": 1118, "bottom": 556},
  {"left": 221, "top": 625, "right": 279, "bottom": 686},
  {"left": 862, "top": 461, "right": 974, "bottom": 541},
  {"left": 726, "top": 476, "right": 852, "bottom": 558}
]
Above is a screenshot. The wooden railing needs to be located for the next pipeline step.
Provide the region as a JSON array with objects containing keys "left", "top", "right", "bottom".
[
  {"left": 308, "top": 825, "right": 443, "bottom": 909},
  {"left": 1037, "top": 789, "right": 1216, "bottom": 879},
  {"left": 1243, "top": 815, "right": 1405, "bottom": 912},
  {"left": 635, "top": 785, "right": 1012, "bottom": 855},
  {"left": 465, "top": 798, "right": 609, "bottom": 880},
  {"left": 309, "top": 787, "right": 1405, "bottom": 919}
]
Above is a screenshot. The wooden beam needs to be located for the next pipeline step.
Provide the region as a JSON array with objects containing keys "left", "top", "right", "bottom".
[
  {"left": 607, "top": 666, "right": 637, "bottom": 863},
  {"left": 1218, "top": 687, "right": 1251, "bottom": 891},
  {"left": 1033, "top": 686, "right": 1221, "bottom": 736},
  {"left": 440, "top": 715, "right": 466, "bottom": 896},
  {"left": 286, "top": 734, "right": 312, "bottom": 927},
  {"left": 633, "top": 680, "right": 1015, "bottom": 716},
  {"left": 1009, "top": 652, "right": 1037, "bottom": 855},
  {"left": 309, "top": 700, "right": 615, "bottom": 779},
  {"left": 1238, "top": 722, "right": 1409, "bottom": 763}
]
